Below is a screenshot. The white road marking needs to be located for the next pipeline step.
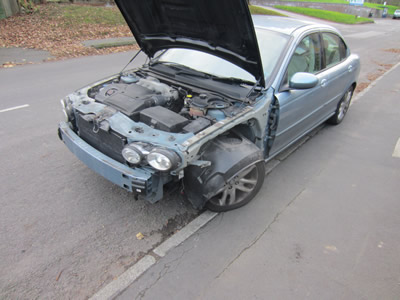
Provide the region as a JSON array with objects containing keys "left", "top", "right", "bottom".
[
  {"left": 89, "top": 255, "right": 156, "bottom": 300},
  {"left": 393, "top": 138, "right": 400, "bottom": 158},
  {"left": 0, "top": 104, "right": 30, "bottom": 113}
]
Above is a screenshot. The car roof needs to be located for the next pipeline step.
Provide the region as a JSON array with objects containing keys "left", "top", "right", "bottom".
[{"left": 252, "top": 15, "right": 336, "bottom": 36}]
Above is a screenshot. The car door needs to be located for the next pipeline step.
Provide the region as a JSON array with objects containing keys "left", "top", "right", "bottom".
[
  {"left": 269, "top": 32, "right": 326, "bottom": 156},
  {"left": 320, "top": 32, "right": 355, "bottom": 114},
  {"left": 268, "top": 31, "right": 355, "bottom": 157}
]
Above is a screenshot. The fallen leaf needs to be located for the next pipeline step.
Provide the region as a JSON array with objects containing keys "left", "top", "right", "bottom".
[
  {"left": 3, "top": 63, "right": 16, "bottom": 68},
  {"left": 323, "top": 245, "right": 338, "bottom": 254},
  {"left": 0, "top": 3, "right": 137, "bottom": 62},
  {"left": 56, "top": 270, "right": 63, "bottom": 281}
]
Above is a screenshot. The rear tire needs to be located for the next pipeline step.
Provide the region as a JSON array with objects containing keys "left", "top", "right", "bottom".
[
  {"left": 327, "top": 86, "right": 354, "bottom": 125},
  {"left": 206, "top": 161, "right": 265, "bottom": 212}
]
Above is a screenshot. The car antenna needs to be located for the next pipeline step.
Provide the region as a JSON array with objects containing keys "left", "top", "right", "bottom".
[{"left": 119, "top": 49, "right": 143, "bottom": 76}]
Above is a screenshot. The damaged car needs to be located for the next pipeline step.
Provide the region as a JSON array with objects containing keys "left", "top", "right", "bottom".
[{"left": 58, "top": 0, "right": 360, "bottom": 211}]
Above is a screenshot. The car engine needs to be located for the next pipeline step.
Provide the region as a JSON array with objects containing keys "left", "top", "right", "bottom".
[
  {"left": 68, "top": 71, "right": 245, "bottom": 164},
  {"left": 86, "top": 72, "right": 235, "bottom": 134}
]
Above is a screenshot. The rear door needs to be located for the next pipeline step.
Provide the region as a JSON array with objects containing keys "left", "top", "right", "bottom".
[{"left": 319, "top": 32, "right": 354, "bottom": 114}]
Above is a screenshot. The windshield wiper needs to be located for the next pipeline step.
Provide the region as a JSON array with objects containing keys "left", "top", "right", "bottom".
[
  {"left": 150, "top": 61, "right": 255, "bottom": 85},
  {"left": 150, "top": 61, "right": 212, "bottom": 79},
  {"left": 175, "top": 70, "right": 211, "bottom": 79},
  {"left": 211, "top": 76, "right": 255, "bottom": 86},
  {"left": 149, "top": 61, "right": 184, "bottom": 70}
]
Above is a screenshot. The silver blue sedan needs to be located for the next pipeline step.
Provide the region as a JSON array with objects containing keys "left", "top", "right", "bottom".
[{"left": 58, "top": 0, "right": 360, "bottom": 212}]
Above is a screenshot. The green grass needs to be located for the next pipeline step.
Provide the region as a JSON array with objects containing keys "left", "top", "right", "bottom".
[
  {"left": 278, "top": 0, "right": 399, "bottom": 15},
  {"left": 274, "top": 5, "right": 374, "bottom": 23},
  {"left": 283, "top": 0, "right": 347, "bottom": 3},
  {"left": 363, "top": 3, "right": 399, "bottom": 15},
  {"left": 62, "top": 5, "right": 126, "bottom": 26},
  {"left": 0, "top": 2, "right": 6, "bottom": 20},
  {"left": 249, "top": 5, "right": 287, "bottom": 16}
]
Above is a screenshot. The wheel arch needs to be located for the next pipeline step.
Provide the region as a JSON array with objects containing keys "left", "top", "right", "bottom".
[{"left": 183, "top": 132, "right": 264, "bottom": 209}]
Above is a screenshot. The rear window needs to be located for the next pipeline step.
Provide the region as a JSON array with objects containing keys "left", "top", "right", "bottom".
[{"left": 322, "top": 32, "right": 348, "bottom": 68}]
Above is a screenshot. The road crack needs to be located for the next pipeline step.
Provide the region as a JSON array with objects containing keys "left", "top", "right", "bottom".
[
  {"left": 135, "top": 246, "right": 195, "bottom": 300},
  {"left": 215, "top": 186, "right": 308, "bottom": 280},
  {"left": 215, "top": 162, "right": 329, "bottom": 280}
]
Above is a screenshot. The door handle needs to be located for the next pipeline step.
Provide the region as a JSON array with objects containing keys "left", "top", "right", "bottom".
[
  {"left": 321, "top": 79, "right": 327, "bottom": 87},
  {"left": 348, "top": 65, "right": 353, "bottom": 73}
]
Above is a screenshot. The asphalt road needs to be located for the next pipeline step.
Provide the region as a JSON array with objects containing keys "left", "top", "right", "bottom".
[
  {"left": 0, "top": 52, "right": 198, "bottom": 299},
  {"left": 0, "top": 18, "right": 399, "bottom": 300}
]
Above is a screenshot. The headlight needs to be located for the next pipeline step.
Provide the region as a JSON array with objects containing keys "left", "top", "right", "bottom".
[
  {"left": 122, "top": 143, "right": 181, "bottom": 171},
  {"left": 147, "top": 148, "right": 180, "bottom": 171},
  {"left": 122, "top": 145, "right": 142, "bottom": 164}
]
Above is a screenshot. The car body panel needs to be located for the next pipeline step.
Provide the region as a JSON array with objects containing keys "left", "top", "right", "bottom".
[{"left": 59, "top": 122, "right": 156, "bottom": 195}]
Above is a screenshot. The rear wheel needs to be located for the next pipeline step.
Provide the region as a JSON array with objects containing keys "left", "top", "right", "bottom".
[
  {"left": 206, "top": 161, "right": 265, "bottom": 212},
  {"left": 327, "top": 86, "right": 354, "bottom": 125}
]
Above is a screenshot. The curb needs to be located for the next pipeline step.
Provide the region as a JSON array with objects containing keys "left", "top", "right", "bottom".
[
  {"left": 351, "top": 61, "right": 400, "bottom": 105},
  {"left": 82, "top": 37, "right": 136, "bottom": 49},
  {"left": 89, "top": 211, "right": 218, "bottom": 300}
]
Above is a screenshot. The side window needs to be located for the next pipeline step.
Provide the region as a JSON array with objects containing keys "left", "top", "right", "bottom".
[
  {"left": 286, "top": 33, "right": 322, "bottom": 83},
  {"left": 322, "top": 32, "right": 348, "bottom": 68}
]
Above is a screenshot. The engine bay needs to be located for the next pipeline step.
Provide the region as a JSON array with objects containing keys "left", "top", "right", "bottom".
[{"left": 86, "top": 71, "right": 246, "bottom": 134}]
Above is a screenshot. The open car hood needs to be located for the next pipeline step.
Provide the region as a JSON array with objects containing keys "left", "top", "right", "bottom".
[{"left": 115, "top": 0, "right": 265, "bottom": 86}]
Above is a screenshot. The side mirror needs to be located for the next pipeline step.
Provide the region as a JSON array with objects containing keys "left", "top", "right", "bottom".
[{"left": 289, "top": 72, "right": 318, "bottom": 89}]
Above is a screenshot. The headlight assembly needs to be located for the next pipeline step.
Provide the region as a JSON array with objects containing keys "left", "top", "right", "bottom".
[
  {"left": 122, "top": 142, "right": 151, "bottom": 164},
  {"left": 122, "top": 146, "right": 142, "bottom": 164},
  {"left": 147, "top": 148, "right": 180, "bottom": 171},
  {"left": 122, "top": 143, "right": 180, "bottom": 171}
]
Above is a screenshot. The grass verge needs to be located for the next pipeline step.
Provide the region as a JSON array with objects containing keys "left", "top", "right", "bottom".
[
  {"left": 274, "top": 5, "right": 374, "bottom": 24},
  {"left": 283, "top": 0, "right": 347, "bottom": 3},
  {"left": 363, "top": 3, "right": 399, "bottom": 15},
  {"left": 0, "top": 4, "right": 135, "bottom": 62},
  {"left": 278, "top": 0, "right": 399, "bottom": 15},
  {"left": 61, "top": 4, "right": 126, "bottom": 26},
  {"left": 249, "top": 5, "right": 287, "bottom": 16}
]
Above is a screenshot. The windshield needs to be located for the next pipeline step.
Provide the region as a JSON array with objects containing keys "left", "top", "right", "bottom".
[{"left": 153, "top": 28, "right": 289, "bottom": 84}]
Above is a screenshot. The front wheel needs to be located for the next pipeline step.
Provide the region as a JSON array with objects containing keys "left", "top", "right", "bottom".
[
  {"left": 327, "top": 86, "right": 354, "bottom": 125},
  {"left": 206, "top": 162, "right": 265, "bottom": 212}
]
